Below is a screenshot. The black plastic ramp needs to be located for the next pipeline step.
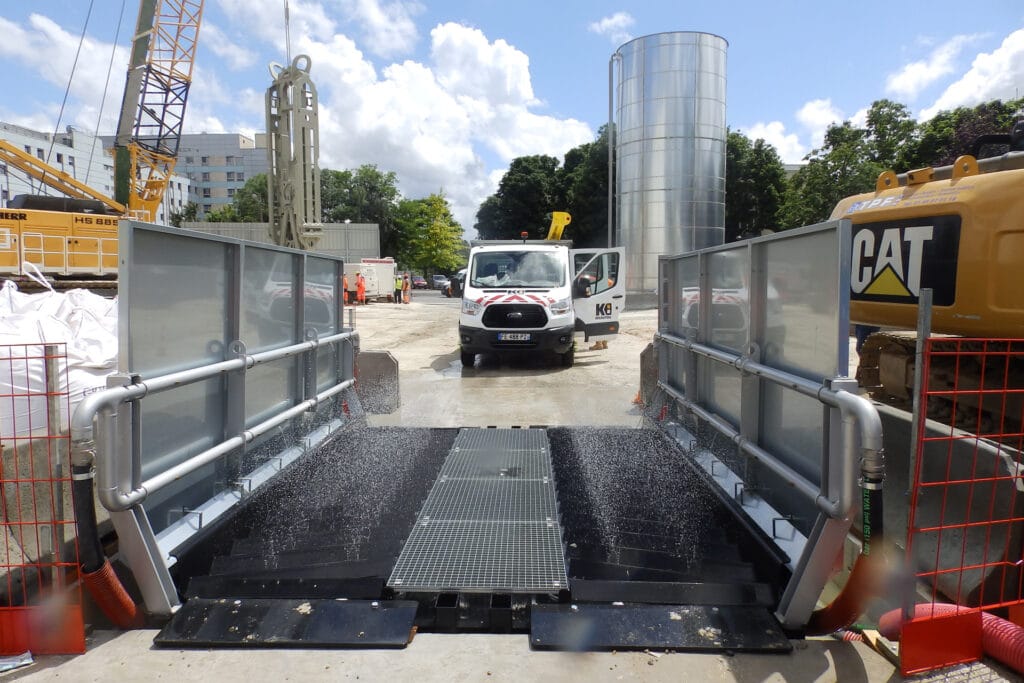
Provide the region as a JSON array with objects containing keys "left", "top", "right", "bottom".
[
  {"left": 530, "top": 603, "right": 791, "bottom": 652},
  {"left": 155, "top": 598, "right": 417, "bottom": 648}
]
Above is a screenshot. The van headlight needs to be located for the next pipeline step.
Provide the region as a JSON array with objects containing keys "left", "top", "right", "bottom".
[
  {"left": 549, "top": 297, "right": 571, "bottom": 315},
  {"left": 462, "top": 298, "right": 483, "bottom": 316}
]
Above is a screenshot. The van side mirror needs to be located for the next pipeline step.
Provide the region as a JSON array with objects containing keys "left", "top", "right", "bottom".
[{"left": 573, "top": 278, "right": 591, "bottom": 298}]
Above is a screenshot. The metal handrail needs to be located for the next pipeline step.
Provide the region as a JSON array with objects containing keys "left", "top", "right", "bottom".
[
  {"left": 655, "top": 330, "right": 883, "bottom": 519},
  {"left": 71, "top": 329, "right": 358, "bottom": 512}
]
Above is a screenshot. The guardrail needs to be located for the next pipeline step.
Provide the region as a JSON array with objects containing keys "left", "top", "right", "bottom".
[
  {"left": 71, "top": 330, "right": 357, "bottom": 512},
  {"left": 20, "top": 232, "right": 118, "bottom": 276},
  {"left": 653, "top": 219, "right": 885, "bottom": 628},
  {"left": 655, "top": 330, "right": 882, "bottom": 520}
]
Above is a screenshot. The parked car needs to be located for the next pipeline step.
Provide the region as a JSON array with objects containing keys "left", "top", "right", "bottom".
[
  {"left": 411, "top": 275, "right": 428, "bottom": 289},
  {"left": 431, "top": 274, "right": 450, "bottom": 290}
]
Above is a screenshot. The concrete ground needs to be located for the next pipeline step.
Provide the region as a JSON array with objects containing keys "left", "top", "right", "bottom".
[{"left": 13, "top": 292, "right": 1015, "bottom": 681}]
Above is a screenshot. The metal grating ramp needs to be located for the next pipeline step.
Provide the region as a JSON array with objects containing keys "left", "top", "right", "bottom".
[{"left": 387, "top": 428, "right": 568, "bottom": 592}]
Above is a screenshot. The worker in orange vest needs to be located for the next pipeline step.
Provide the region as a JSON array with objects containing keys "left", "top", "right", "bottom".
[
  {"left": 356, "top": 272, "right": 366, "bottom": 305},
  {"left": 342, "top": 273, "right": 349, "bottom": 304}
]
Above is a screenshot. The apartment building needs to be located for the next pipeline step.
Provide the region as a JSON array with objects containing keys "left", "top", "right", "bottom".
[{"left": 177, "top": 133, "right": 269, "bottom": 219}]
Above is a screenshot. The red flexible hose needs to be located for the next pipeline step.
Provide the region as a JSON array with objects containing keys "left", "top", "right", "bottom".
[
  {"left": 806, "top": 551, "right": 887, "bottom": 635},
  {"left": 81, "top": 559, "right": 140, "bottom": 629},
  {"left": 879, "top": 603, "right": 1024, "bottom": 676}
]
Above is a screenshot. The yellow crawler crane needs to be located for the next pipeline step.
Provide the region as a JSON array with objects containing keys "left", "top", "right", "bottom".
[
  {"left": 0, "top": 0, "right": 202, "bottom": 284},
  {"left": 835, "top": 130, "right": 1024, "bottom": 428}
]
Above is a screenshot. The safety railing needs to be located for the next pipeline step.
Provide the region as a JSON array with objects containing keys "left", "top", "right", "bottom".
[
  {"left": 655, "top": 332, "right": 882, "bottom": 520},
  {"left": 653, "top": 220, "right": 885, "bottom": 629},
  {"left": 901, "top": 337, "right": 1024, "bottom": 675},
  {"left": 19, "top": 232, "right": 119, "bottom": 276},
  {"left": 1, "top": 343, "right": 84, "bottom": 655},
  {"left": 70, "top": 221, "right": 355, "bottom": 617},
  {"left": 72, "top": 329, "right": 358, "bottom": 513}
]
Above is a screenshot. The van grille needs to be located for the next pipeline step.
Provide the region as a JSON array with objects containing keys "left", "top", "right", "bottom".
[{"left": 482, "top": 304, "right": 547, "bottom": 329}]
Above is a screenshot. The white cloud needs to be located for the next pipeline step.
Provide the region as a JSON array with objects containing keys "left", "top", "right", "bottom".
[
  {"left": 885, "top": 34, "right": 980, "bottom": 101},
  {"left": 740, "top": 121, "right": 806, "bottom": 164},
  {"left": 217, "top": 0, "right": 337, "bottom": 55},
  {"left": 431, "top": 23, "right": 537, "bottom": 106},
  {"left": 2, "top": 6, "right": 596, "bottom": 236},
  {"left": 200, "top": 24, "right": 257, "bottom": 70},
  {"left": 919, "top": 29, "right": 1024, "bottom": 120},
  {"left": 340, "top": 0, "right": 422, "bottom": 58},
  {"left": 796, "top": 98, "right": 844, "bottom": 149},
  {"left": 588, "top": 12, "right": 635, "bottom": 46},
  {"left": 296, "top": 21, "right": 593, "bottom": 231}
]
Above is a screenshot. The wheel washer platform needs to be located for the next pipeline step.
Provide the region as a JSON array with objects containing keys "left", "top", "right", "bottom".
[{"left": 155, "top": 427, "right": 791, "bottom": 652}]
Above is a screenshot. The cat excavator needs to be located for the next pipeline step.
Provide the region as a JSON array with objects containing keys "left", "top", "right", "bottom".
[{"left": 838, "top": 112, "right": 1024, "bottom": 428}]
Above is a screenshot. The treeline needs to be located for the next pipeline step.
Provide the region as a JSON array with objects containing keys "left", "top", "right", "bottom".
[
  {"left": 475, "top": 98, "right": 1024, "bottom": 245},
  {"left": 171, "top": 166, "right": 465, "bottom": 277}
]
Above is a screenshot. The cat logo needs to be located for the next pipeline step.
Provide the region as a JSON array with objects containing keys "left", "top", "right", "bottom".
[
  {"left": 850, "top": 215, "right": 960, "bottom": 306},
  {"left": 595, "top": 302, "right": 612, "bottom": 317}
]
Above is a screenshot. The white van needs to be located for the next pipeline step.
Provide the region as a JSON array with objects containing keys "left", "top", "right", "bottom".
[{"left": 458, "top": 241, "right": 625, "bottom": 367}]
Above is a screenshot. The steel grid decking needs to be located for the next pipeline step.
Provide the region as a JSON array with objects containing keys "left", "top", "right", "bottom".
[{"left": 387, "top": 428, "right": 568, "bottom": 592}]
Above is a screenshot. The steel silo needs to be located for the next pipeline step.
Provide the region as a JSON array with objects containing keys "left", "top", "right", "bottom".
[{"left": 610, "top": 32, "right": 728, "bottom": 298}]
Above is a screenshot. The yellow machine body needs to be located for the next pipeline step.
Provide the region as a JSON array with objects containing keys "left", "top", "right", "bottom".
[
  {"left": 0, "top": 208, "right": 120, "bottom": 277},
  {"left": 832, "top": 156, "right": 1024, "bottom": 338}
]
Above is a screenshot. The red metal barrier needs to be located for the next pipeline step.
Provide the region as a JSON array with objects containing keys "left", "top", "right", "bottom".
[
  {"left": 902, "top": 338, "right": 1024, "bottom": 675},
  {"left": 0, "top": 343, "right": 84, "bottom": 655}
]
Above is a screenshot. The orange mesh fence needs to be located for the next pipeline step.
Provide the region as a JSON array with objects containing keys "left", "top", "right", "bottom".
[
  {"left": 0, "top": 343, "right": 84, "bottom": 655},
  {"left": 902, "top": 338, "right": 1024, "bottom": 675}
]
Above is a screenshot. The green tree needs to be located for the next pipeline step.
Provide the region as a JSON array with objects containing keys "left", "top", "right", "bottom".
[
  {"left": 395, "top": 193, "right": 465, "bottom": 275},
  {"left": 321, "top": 165, "right": 401, "bottom": 257},
  {"left": 233, "top": 173, "right": 269, "bottom": 222},
  {"left": 205, "top": 203, "right": 240, "bottom": 222},
  {"left": 910, "top": 98, "right": 1024, "bottom": 166},
  {"left": 725, "top": 131, "right": 787, "bottom": 241},
  {"left": 864, "top": 99, "right": 918, "bottom": 170},
  {"left": 559, "top": 125, "right": 612, "bottom": 248},
  {"left": 168, "top": 201, "right": 198, "bottom": 228},
  {"left": 777, "top": 122, "right": 882, "bottom": 229},
  {"left": 474, "top": 155, "right": 562, "bottom": 240}
]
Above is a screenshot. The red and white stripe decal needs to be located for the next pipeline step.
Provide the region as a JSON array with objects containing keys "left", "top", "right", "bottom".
[{"left": 475, "top": 292, "right": 556, "bottom": 307}]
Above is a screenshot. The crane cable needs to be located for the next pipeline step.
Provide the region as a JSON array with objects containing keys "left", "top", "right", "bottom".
[
  {"left": 45, "top": 0, "right": 96, "bottom": 184},
  {"left": 86, "top": 0, "right": 129, "bottom": 186}
]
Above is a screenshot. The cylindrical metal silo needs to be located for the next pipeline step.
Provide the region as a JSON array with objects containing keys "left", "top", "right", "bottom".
[{"left": 611, "top": 32, "right": 728, "bottom": 298}]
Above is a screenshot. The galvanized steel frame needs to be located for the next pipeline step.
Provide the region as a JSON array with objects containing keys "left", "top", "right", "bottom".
[
  {"left": 654, "top": 220, "right": 885, "bottom": 628},
  {"left": 71, "top": 222, "right": 356, "bottom": 616}
]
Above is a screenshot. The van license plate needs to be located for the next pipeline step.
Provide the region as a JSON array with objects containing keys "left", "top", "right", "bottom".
[{"left": 498, "top": 332, "right": 531, "bottom": 341}]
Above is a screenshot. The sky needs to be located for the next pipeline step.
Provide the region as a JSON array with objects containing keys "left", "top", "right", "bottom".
[{"left": 1, "top": 1, "right": 1023, "bottom": 231}]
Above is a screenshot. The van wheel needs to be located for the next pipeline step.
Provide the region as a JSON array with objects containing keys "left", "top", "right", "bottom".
[
  {"left": 560, "top": 347, "right": 574, "bottom": 368},
  {"left": 461, "top": 351, "right": 475, "bottom": 368}
]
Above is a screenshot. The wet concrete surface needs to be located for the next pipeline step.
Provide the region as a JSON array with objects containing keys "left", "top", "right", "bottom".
[{"left": 18, "top": 292, "right": 1016, "bottom": 681}]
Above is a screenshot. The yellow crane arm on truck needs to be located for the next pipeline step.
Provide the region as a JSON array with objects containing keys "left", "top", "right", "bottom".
[{"left": 546, "top": 211, "right": 572, "bottom": 241}]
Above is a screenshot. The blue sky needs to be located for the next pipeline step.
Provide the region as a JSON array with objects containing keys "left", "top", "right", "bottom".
[{"left": 1, "top": 1, "right": 1022, "bottom": 229}]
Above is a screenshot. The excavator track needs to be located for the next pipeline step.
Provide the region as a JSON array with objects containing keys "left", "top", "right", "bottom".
[{"left": 857, "top": 332, "right": 1024, "bottom": 434}]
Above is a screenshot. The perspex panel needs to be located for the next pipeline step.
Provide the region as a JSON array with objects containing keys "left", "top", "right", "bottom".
[
  {"left": 659, "top": 220, "right": 852, "bottom": 534},
  {"left": 119, "top": 222, "right": 346, "bottom": 534}
]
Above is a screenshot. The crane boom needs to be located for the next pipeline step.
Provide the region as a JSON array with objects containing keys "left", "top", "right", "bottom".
[
  {"left": 0, "top": 139, "right": 125, "bottom": 213},
  {"left": 114, "top": 0, "right": 203, "bottom": 221}
]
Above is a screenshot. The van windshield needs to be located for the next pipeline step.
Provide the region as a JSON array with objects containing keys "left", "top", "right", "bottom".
[{"left": 470, "top": 251, "right": 565, "bottom": 289}]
